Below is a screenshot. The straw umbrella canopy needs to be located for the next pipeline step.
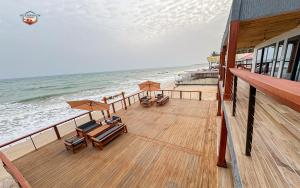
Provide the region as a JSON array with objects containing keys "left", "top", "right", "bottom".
[
  {"left": 138, "top": 81, "right": 161, "bottom": 91},
  {"left": 67, "top": 100, "right": 110, "bottom": 119}
]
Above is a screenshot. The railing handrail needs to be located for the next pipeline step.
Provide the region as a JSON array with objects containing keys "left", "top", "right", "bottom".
[
  {"left": 230, "top": 68, "right": 300, "bottom": 112},
  {"left": 0, "top": 151, "right": 31, "bottom": 188},
  {"left": 0, "top": 112, "right": 90, "bottom": 148}
]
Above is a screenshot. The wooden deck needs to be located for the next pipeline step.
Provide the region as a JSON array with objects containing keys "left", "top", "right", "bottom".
[
  {"left": 13, "top": 99, "right": 223, "bottom": 188},
  {"left": 221, "top": 80, "right": 300, "bottom": 188}
]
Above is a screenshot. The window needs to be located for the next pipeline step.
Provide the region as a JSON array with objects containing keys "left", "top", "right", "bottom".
[
  {"left": 255, "top": 44, "right": 275, "bottom": 75},
  {"left": 295, "top": 61, "right": 300, "bottom": 82},
  {"left": 255, "top": 49, "right": 262, "bottom": 73},
  {"left": 282, "top": 41, "right": 297, "bottom": 79},
  {"left": 264, "top": 45, "right": 275, "bottom": 75},
  {"left": 273, "top": 41, "right": 283, "bottom": 77}
]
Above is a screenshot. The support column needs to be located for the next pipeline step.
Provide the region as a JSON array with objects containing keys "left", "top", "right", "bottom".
[
  {"left": 217, "top": 111, "right": 227, "bottom": 168},
  {"left": 224, "top": 21, "right": 239, "bottom": 100}
]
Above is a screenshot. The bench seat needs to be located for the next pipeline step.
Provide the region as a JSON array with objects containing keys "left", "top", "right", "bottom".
[
  {"left": 76, "top": 120, "right": 101, "bottom": 138},
  {"left": 91, "top": 123, "right": 128, "bottom": 150}
]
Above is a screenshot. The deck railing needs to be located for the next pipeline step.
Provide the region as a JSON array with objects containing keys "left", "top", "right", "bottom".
[
  {"left": 0, "top": 89, "right": 207, "bottom": 160},
  {"left": 0, "top": 151, "right": 31, "bottom": 188},
  {"left": 227, "top": 68, "right": 300, "bottom": 156}
]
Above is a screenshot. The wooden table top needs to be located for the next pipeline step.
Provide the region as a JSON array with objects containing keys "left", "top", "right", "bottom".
[
  {"left": 149, "top": 98, "right": 157, "bottom": 102},
  {"left": 87, "top": 124, "right": 110, "bottom": 138}
]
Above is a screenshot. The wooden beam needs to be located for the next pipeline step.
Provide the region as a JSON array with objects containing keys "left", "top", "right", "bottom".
[
  {"left": 224, "top": 21, "right": 239, "bottom": 100},
  {"left": 0, "top": 152, "right": 31, "bottom": 188}
]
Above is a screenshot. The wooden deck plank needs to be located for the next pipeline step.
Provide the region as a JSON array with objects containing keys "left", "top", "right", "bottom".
[{"left": 13, "top": 99, "right": 221, "bottom": 188}]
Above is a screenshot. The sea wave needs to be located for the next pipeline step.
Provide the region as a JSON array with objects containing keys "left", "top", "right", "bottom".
[{"left": 17, "top": 91, "right": 77, "bottom": 103}]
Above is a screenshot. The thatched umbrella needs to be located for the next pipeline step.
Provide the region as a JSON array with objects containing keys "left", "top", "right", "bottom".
[
  {"left": 138, "top": 81, "right": 161, "bottom": 95},
  {"left": 67, "top": 100, "right": 110, "bottom": 119}
]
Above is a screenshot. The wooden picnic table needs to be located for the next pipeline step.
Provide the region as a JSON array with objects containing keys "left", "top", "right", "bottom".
[{"left": 87, "top": 124, "right": 111, "bottom": 139}]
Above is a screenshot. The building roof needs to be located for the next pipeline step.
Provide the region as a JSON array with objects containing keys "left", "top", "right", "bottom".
[{"left": 221, "top": 0, "right": 300, "bottom": 48}]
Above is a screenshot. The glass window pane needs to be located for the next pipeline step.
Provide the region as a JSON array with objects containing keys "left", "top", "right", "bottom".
[
  {"left": 256, "top": 49, "right": 262, "bottom": 63},
  {"left": 255, "top": 49, "right": 262, "bottom": 73},
  {"left": 273, "top": 43, "right": 283, "bottom": 77},
  {"left": 295, "top": 62, "right": 300, "bottom": 82},
  {"left": 267, "top": 46, "right": 275, "bottom": 62},
  {"left": 285, "top": 43, "right": 293, "bottom": 61}
]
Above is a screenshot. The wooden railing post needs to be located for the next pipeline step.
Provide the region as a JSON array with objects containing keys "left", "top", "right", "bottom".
[
  {"left": 103, "top": 97, "right": 110, "bottom": 118},
  {"left": 162, "top": 90, "right": 164, "bottom": 96},
  {"left": 180, "top": 91, "right": 182, "bottom": 99},
  {"left": 217, "top": 111, "right": 227, "bottom": 168},
  {"left": 74, "top": 119, "right": 78, "bottom": 127},
  {"left": 54, "top": 126, "right": 61, "bottom": 139},
  {"left": 128, "top": 97, "right": 131, "bottom": 106},
  {"left": 112, "top": 103, "right": 116, "bottom": 113},
  {"left": 88, "top": 112, "right": 93, "bottom": 120},
  {"left": 138, "top": 92, "right": 141, "bottom": 101},
  {"left": 30, "top": 136, "right": 37, "bottom": 150},
  {"left": 199, "top": 91, "right": 202, "bottom": 101},
  {"left": 232, "top": 76, "right": 237, "bottom": 116},
  {"left": 122, "top": 92, "right": 127, "bottom": 110},
  {"left": 245, "top": 85, "right": 256, "bottom": 156}
]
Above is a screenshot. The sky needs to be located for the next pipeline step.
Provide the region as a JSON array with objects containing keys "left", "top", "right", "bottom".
[{"left": 0, "top": 0, "right": 232, "bottom": 79}]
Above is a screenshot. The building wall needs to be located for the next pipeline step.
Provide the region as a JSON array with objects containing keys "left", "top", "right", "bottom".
[{"left": 251, "top": 26, "right": 300, "bottom": 79}]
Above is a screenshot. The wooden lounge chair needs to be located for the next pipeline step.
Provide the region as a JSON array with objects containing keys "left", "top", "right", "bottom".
[
  {"left": 64, "top": 136, "right": 87, "bottom": 153},
  {"left": 156, "top": 96, "right": 169, "bottom": 106},
  {"left": 76, "top": 120, "right": 101, "bottom": 138},
  {"left": 91, "top": 123, "right": 128, "bottom": 150}
]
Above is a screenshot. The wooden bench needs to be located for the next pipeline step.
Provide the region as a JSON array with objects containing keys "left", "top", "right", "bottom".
[
  {"left": 91, "top": 123, "right": 128, "bottom": 150},
  {"left": 76, "top": 120, "right": 101, "bottom": 138},
  {"left": 156, "top": 96, "right": 169, "bottom": 106}
]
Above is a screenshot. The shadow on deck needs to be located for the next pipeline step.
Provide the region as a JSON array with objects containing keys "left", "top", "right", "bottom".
[{"left": 13, "top": 99, "right": 219, "bottom": 188}]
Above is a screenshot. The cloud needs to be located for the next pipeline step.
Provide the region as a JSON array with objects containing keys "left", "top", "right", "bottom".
[{"left": 0, "top": 0, "right": 232, "bottom": 79}]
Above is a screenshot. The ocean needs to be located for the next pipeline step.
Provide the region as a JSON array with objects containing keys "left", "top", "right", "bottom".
[{"left": 0, "top": 65, "right": 205, "bottom": 144}]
